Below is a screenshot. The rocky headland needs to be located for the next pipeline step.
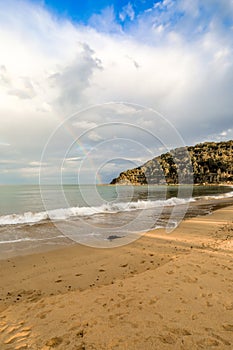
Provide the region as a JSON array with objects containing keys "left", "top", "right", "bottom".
[{"left": 110, "top": 140, "right": 233, "bottom": 185}]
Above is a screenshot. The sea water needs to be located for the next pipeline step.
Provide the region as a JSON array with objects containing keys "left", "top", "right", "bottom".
[{"left": 0, "top": 184, "right": 232, "bottom": 257}]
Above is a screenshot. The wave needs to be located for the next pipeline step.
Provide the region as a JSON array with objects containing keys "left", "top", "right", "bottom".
[
  {"left": 195, "top": 190, "right": 233, "bottom": 201},
  {"left": 0, "top": 197, "right": 194, "bottom": 226},
  {"left": 0, "top": 235, "right": 65, "bottom": 244}
]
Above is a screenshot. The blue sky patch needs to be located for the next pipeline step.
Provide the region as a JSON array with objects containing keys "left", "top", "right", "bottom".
[{"left": 36, "top": 0, "right": 159, "bottom": 24}]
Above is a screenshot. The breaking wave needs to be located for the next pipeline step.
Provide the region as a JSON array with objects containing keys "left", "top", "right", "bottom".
[
  {"left": 195, "top": 190, "right": 233, "bottom": 201},
  {"left": 0, "top": 197, "right": 194, "bottom": 226}
]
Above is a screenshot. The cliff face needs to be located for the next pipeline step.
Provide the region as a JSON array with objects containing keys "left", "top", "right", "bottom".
[{"left": 110, "top": 140, "right": 233, "bottom": 185}]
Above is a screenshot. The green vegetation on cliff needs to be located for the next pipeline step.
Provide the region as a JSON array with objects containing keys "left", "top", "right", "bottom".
[{"left": 110, "top": 140, "right": 233, "bottom": 185}]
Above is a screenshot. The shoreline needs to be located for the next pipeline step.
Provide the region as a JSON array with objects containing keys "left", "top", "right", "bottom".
[
  {"left": 0, "top": 195, "right": 233, "bottom": 260},
  {"left": 0, "top": 202, "right": 233, "bottom": 349}
]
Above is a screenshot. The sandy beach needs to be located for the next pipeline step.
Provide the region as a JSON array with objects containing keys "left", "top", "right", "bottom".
[
  {"left": 0, "top": 0, "right": 232, "bottom": 348},
  {"left": 0, "top": 203, "right": 233, "bottom": 349}
]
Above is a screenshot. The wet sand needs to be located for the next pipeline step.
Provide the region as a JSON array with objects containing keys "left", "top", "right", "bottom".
[{"left": 0, "top": 204, "right": 233, "bottom": 349}]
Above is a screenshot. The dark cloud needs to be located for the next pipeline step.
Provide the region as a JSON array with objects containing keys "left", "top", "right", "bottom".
[{"left": 48, "top": 43, "right": 102, "bottom": 114}]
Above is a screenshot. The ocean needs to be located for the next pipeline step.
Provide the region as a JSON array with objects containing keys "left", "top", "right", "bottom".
[{"left": 0, "top": 184, "right": 233, "bottom": 257}]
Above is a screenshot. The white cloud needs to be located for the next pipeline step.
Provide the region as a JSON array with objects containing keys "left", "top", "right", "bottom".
[
  {"left": 64, "top": 157, "right": 84, "bottom": 162},
  {"left": 119, "top": 3, "right": 135, "bottom": 21},
  {"left": 8, "top": 77, "right": 36, "bottom": 99},
  {"left": 89, "top": 6, "right": 122, "bottom": 33},
  {"left": 0, "top": 142, "right": 10, "bottom": 147},
  {"left": 0, "top": 65, "right": 10, "bottom": 86},
  {"left": 72, "top": 120, "right": 98, "bottom": 129},
  {"left": 88, "top": 131, "right": 103, "bottom": 142}
]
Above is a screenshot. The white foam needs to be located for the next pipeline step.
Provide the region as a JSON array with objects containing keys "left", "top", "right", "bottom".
[
  {"left": 0, "top": 197, "right": 194, "bottom": 226},
  {"left": 0, "top": 211, "right": 48, "bottom": 225},
  {"left": 0, "top": 235, "right": 65, "bottom": 244},
  {"left": 195, "top": 191, "right": 233, "bottom": 201}
]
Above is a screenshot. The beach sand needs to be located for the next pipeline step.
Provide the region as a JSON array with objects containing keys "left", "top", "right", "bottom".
[{"left": 0, "top": 205, "right": 233, "bottom": 349}]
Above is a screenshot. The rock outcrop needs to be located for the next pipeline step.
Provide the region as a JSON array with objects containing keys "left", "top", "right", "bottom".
[{"left": 110, "top": 140, "right": 233, "bottom": 185}]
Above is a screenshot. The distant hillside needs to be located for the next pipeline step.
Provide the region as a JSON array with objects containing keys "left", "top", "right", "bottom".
[{"left": 110, "top": 140, "right": 233, "bottom": 185}]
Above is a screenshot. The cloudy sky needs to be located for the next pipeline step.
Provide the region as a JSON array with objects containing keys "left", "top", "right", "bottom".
[{"left": 0, "top": 0, "right": 233, "bottom": 184}]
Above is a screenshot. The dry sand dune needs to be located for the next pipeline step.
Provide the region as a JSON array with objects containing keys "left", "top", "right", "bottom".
[{"left": 0, "top": 205, "right": 233, "bottom": 349}]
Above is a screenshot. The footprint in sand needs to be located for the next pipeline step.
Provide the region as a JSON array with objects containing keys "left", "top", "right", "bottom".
[
  {"left": 224, "top": 302, "right": 233, "bottom": 310},
  {"left": 222, "top": 324, "right": 233, "bottom": 331},
  {"left": 45, "top": 336, "right": 63, "bottom": 347},
  {"left": 211, "top": 333, "right": 231, "bottom": 346},
  {"left": 158, "top": 334, "right": 176, "bottom": 344},
  {"left": 182, "top": 275, "right": 198, "bottom": 283},
  {"left": 197, "top": 337, "right": 220, "bottom": 347},
  {"left": 120, "top": 263, "right": 128, "bottom": 268}
]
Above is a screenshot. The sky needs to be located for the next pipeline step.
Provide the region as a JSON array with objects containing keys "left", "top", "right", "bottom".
[{"left": 0, "top": 0, "right": 233, "bottom": 184}]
